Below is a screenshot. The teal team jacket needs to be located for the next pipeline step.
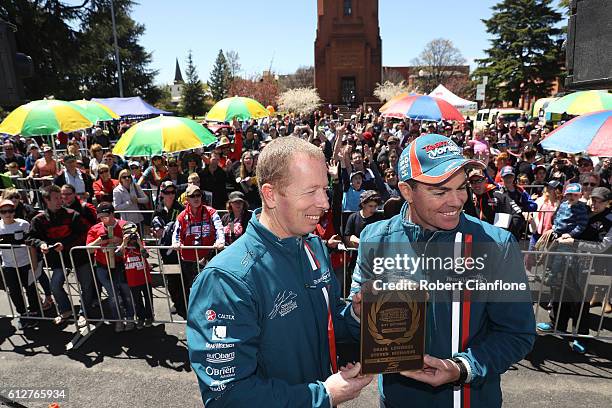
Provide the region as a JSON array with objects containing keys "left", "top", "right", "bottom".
[
  {"left": 352, "top": 203, "right": 536, "bottom": 408},
  {"left": 187, "top": 209, "right": 359, "bottom": 407}
]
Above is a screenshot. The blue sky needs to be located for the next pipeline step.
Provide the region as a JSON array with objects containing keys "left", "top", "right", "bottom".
[{"left": 76, "top": 0, "right": 567, "bottom": 85}]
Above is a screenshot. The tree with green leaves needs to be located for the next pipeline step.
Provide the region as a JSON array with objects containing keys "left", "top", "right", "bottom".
[
  {"left": 473, "top": 0, "right": 564, "bottom": 107},
  {"left": 78, "top": 0, "right": 160, "bottom": 102},
  {"left": 208, "top": 49, "right": 230, "bottom": 102},
  {"left": 181, "top": 51, "right": 206, "bottom": 118},
  {"left": 0, "top": 0, "right": 86, "bottom": 100}
]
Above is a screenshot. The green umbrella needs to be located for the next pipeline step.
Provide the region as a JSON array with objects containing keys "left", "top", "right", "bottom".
[
  {"left": 206, "top": 96, "right": 269, "bottom": 122},
  {"left": 71, "top": 100, "right": 120, "bottom": 122},
  {"left": 0, "top": 99, "right": 95, "bottom": 136},
  {"left": 112, "top": 116, "right": 217, "bottom": 157}
]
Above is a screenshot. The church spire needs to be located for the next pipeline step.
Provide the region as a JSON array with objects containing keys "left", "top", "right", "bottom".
[{"left": 174, "top": 58, "right": 184, "bottom": 84}]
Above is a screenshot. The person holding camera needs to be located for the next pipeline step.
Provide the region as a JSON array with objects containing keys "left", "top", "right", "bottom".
[
  {"left": 118, "top": 222, "right": 154, "bottom": 329},
  {"left": 86, "top": 203, "right": 135, "bottom": 332}
]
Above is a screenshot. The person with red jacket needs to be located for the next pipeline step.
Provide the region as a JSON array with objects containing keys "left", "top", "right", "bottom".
[
  {"left": 86, "top": 203, "right": 134, "bottom": 332},
  {"left": 212, "top": 117, "right": 243, "bottom": 169},
  {"left": 171, "top": 184, "right": 224, "bottom": 318},
  {"left": 92, "top": 163, "right": 118, "bottom": 204}
]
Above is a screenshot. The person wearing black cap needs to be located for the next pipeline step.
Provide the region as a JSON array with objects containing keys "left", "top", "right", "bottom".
[{"left": 86, "top": 202, "right": 135, "bottom": 332}]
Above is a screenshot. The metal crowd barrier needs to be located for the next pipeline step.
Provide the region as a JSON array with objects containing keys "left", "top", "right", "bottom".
[
  {"left": 2, "top": 243, "right": 610, "bottom": 350},
  {"left": 0, "top": 244, "right": 220, "bottom": 350}
]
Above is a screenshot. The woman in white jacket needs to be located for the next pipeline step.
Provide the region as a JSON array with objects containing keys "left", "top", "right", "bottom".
[{"left": 113, "top": 169, "right": 149, "bottom": 227}]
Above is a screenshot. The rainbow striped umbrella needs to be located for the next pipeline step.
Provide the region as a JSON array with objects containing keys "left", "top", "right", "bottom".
[
  {"left": 206, "top": 96, "right": 269, "bottom": 122},
  {"left": 380, "top": 94, "right": 464, "bottom": 121},
  {"left": 545, "top": 90, "right": 612, "bottom": 116},
  {"left": 379, "top": 92, "right": 417, "bottom": 112},
  {"left": 541, "top": 110, "right": 612, "bottom": 156},
  {"left": 112, "top": 116, "right": 217, "bottom": 157},
  {"left": 0, "top": 99, "right": 95, "bottom": 136},
  {"left": 71, "top": 100, "right": 120, "bottom": 122}
]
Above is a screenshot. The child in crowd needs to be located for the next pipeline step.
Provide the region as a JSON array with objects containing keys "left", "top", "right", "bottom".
[
  {"left": 342, "top": 171, "right": 365, "bottom": 212},
  {"left": 553, "top": 183, "right": 589, "bottom": 239},
  {"left": 118, "top": 222, "right": 153, "bottom": 329}
]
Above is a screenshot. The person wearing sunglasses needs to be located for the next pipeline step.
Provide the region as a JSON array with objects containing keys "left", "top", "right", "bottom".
[
  {"left": 92, "top": 163, "right": 118, "bottom": 204},
  {"left": 158, "top": 157, "right": 188, "bottom": 194},
  {"left": 0, "top": 199, "right": 41, "bottom": 330},
  {"left": 171, "top": 184, "right": 224, "bottom": 319},
  {"left": 112, "top": 169, "right": 149, "bottom": 228},
  {"left": 467, "top": 168, "right": 525, "bottom": 240},
  {"left": 580, "top": 173, "right": 601, "bottom": 205}
]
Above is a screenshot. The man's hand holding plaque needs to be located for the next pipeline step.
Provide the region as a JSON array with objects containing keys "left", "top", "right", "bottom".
[{"left": 400, "top": 355, "right": 461, "bottom": 386}]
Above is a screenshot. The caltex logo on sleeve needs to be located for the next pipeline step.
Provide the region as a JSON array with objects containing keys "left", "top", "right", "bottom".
[{"left": 206, "top": 309, "right": 217, "bottom": 321}]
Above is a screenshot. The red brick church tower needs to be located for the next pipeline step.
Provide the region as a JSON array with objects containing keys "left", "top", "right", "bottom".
[{"left": 314, "top": 0, "right": 382, "bottom": 105}]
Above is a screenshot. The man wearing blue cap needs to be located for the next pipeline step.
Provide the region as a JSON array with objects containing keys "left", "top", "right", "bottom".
[{"left": 350, "top": 134, "right": 535, "bottom": 407}]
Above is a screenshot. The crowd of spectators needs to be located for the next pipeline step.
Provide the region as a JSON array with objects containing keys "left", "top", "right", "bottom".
[{"left": 0, "top": 106, "right": 610, "bottom": 332}]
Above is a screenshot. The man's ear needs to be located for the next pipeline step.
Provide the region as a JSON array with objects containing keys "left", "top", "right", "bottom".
[
  {"left": 260, "top": 183, "right": 276, "bottom": 209},
  {"left": 398, "top": 181, "right": 414, "bottom": 204}
]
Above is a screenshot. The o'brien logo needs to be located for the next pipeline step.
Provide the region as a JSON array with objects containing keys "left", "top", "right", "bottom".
[
  {"left": 423, "top": 141, "right": 460, "bottom": 159},
  {"left": 205, "top": 365, "right": 236, "bottom": 378}
]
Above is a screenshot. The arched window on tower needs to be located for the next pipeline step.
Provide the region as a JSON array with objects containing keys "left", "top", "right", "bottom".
[{"left": 343, "top": 0, "right": 352, "bottom": 16}]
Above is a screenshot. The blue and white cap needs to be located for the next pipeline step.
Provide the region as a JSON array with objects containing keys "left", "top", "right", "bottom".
[
  {"left": 398, "top": 134, "right": 484, "bottom": 183},
  {"left": 564, "top": 183, "right": 582, "bottom": 195}
]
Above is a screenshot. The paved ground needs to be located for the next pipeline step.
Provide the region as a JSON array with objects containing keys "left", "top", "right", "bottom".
[{"left": 1, "top": 282, "right": 611, "bottom": 407}]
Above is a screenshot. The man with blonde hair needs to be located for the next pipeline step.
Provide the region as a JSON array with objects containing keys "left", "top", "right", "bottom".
[{"left": 187, "top": 136, "right": 371, "bottom": 407}]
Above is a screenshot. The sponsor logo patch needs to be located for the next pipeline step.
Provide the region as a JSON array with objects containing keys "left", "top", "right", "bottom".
[
  {"left": 206, "top": 309, "right": 217, "bottom": 321},
  {"left": 205, "top": 365, "right": 235, "bottom": 379},
  {"left": 205, "top": 342, "right": 234, "bottom": 350},
  {"left": 268, "top": 290, "right": 298, "bottom": 319},
  {"left": 212, "top": 325, "right": 226, "bottom": 340},
  {"left": 206, "top": 351, "right": 236, "bottom": 364},
  {"left": 313, "top": 269, "right": 331, "bottom": 286},
  {"left": 423, "top": 140, "right": 460, "bottom": 159}
]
